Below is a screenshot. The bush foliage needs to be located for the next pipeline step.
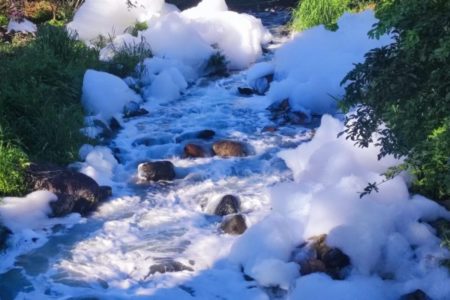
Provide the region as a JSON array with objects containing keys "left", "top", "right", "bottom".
[
  {"left": 340, "top": 0, "right": 450, "bottom": 200},
  {"left": 290, "top": 0, "right": 374, "bottom": 31},
  {"left": 0, "top": 141, "right": 29, "bottom": 197}
]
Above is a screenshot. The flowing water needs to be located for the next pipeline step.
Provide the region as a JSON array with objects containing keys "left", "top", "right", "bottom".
[{"left": 0, "top": 9, "right": 316, "bottom": 300}]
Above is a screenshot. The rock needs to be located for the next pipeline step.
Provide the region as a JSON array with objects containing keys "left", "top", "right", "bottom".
[
  {"left": 99, "top": 185, "right": 112, "bottom": 200},
  {"left": 123, "top": 101, "right": 149, "bottom": 118},
  {"left": 49, "top": 194, "right": 76, "bottom": 218},
  {"left": 25, "top": 163, "right": 110, "bottom": 216},
  {"left": 138, "top": 161, "right": 176, "bottom": 182},
  {"left": 285, "top": 111, "right": 308, "bottom": 125},
  {"left": 220, "top": 214, "right": 247, "bottom": 235},
  {"left": 399, "top": 290, "right": 432, "bottom": 300},
  {"left": 147, "top": 260, "right": 193, "bottom": 277},
  {"left": 267, "top": 98, "right": 291, "bottom": 113},
  {"left": 184, "top": 144, "right": 206, "bottom": 158},
  {"left": 262, "top": 126, "right": 278, "bottom": 133},
  {"left": 212, "top": 140, "right": 247, "bottom": 157},
  {"left": 299, "top": 259, "right": 327, "bottom": 276},
  {"left": 175, "top": 130, "right": 216, "bottom": 143},
  {"left": 238, "top": 87, "right": 254, "bottom": 96},
  {"left": 321, "top": 248, "right": 350, "bottom": 270},
  {"left": 92, "top": 119, "right": 113, "bottom": 139},
  {"left": 214, "top": 195, "right": 240, "bottom": 216},
  {"left": 0, "top": 224, "right": 12, "bottom": 251},
  {"left": 109, "top": 117, "right": 122, "bottom": 131}
]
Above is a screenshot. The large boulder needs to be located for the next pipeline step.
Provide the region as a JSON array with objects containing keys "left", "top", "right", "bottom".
[
  {"left": 212, "top": 140, "right": 248, "bottom": 157},
  {"left": 214, "top": 195, "right": 241, "bottom": 216},
  {"left": 220, "top": 214, "right": 247, "bottom": 235},
  {"left": 25, "top": 163, "right": 111, "bottom": 216},
  {"left": 138, "top": 161, "right": 176, "bottom": 182}
]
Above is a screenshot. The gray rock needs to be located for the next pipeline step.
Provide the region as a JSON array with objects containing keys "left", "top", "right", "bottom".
[
  {"left": 147, "top": 260, "right": 193, "bottom": 277},
  {"left": 214, "top": 195, "right": 240, "bottom": 216},
  {"left": 212, "top": 140, "right": 247, "bottom": 157},
  {"left": 220, "top": 214, "right": 247, "bottom": 235},
  {"left": 138, "top": 161, "right": 176, "bottom": 182}
]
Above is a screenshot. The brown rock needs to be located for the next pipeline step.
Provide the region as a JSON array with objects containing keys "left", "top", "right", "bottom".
[
  {"left": 262, "top": 126, "right": 278, "bottom": 133},
  {"left": 220, "top": 214, "right": 247, "bottom": 235},
  {"left": 184, "top": 144, "right": 206, "bottom": 158},
  {"left": 212, "top": 140, "right": 247, "bottom": 157},
  {"left": 138, "top": 161, "right": 176, "bottom": 182},
  {"left": 300, "top": 259, "right": 327, "bottom": 276},
  {"left": 26, "top": 163, "right": 109, "bottom": 216}
]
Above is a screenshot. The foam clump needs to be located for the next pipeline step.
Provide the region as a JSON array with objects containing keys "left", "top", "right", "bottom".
[
  {"left": 0, "top": 191, "right": 56, "bottom": 232},
  {"left": 231, "top": 115, "right": 450, "bottom": 298},
  {"left": 81, "top": 70, "right": 141, "bottom": 121},
  {"left": 267, "top": 10, "right": 392, "bottom": 115}
]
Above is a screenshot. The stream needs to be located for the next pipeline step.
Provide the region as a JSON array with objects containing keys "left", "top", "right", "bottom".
[{"left": 0, "top": 8, "right": 317, "bottom": 300}]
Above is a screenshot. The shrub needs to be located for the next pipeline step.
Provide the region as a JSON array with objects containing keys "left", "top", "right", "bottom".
[
  {"left": 340, "top": 0, "right": 450, "bottom": 200},
  {"left": 0, "top": 141, "right": 29, "bottom": 197},
  {"left": 291, "top": 0, "right": 348, "bottom": 31},
  {"left": 0, "top": 25, "right": 101, "bottom": 165},
  {"left": 290, "top": 0, "right": 376, "bottom": 31}
]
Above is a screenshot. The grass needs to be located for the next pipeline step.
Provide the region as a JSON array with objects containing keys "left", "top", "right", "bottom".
[
  {"left": 0, "top": 141, "right": 29, "bottom": 197},
  {"left": 0, "top": 25, "right": 101, "bottom": 169}
]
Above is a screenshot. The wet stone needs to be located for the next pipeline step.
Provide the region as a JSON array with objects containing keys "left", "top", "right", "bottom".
[
  {"left": 184, "top": 143, "right": 207, "bottom": 158},
  {"left": 299, "top": 259, "right": 327, "bottom": 276},
  {"left": 0, "top": 224, "right": 12, "bottom": 251},
  {"left": 175, "top": 130, "right": 216, "bottom": 143},
  {"left": 212, "top": 140, "right": 248, "bottom": 157},
  {"left": 147, "top": 260, "right": 193, "bottom": 277},
  {"left": 214, "top": 195, "right": 241, "bottom": 216},
  {"left": 220, "top": 214, "right": 247, "bottom": 235},
  {"left": 399, "top": 290, "right": 432, "bottom": 300},
  {"left": 238, "top": 87, "right": 254, "bottom": 96},
  {"left": 138, "top": 161, "right": 176, "bottom": 182}
]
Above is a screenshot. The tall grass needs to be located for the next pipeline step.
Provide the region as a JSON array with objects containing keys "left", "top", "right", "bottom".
[{"left": 0, "top": 25, "right": 101, "bottom": 168}]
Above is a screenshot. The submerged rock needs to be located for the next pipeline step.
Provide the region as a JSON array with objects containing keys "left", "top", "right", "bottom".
[
  {"left": 26, "top": 163, "right": 111, "bottom": 216},
  {"left": 175, "top": 130, "right": 216, "bottom": 143},
  {"left": 138, "top": 161, "right": 176, "bottom": 182},
  {"left": 123, "top": 101, "right": 149, "bottom": 118},
  {"left": 220, "top": 214, "right": 247, "bottom": 235},
  {"left": 184, "top": 143, "right": 207, "bottom": 158},
  {"left": 293, "top": 234, "right": 351, "bottom": 279},
  {"left": 214, "top": 195, "right": 241, "bottom": 216},
  {"left": 267, "top": 98, "right": 309, "bottom": 125},
  {"left": 399, "top": 290, "right": 432, "bottom": 300},
  {"left": 212, "top": 140, "right": 247, "bottom": 157},
  {"left": 238, "top": 87, "right": 254, "bottom": 96},
  {"left": 0, "top": 224, "right": 12, "bottom": 251},
  {"left": 147, "top": 260, "right": 193, "bottom": 277}
]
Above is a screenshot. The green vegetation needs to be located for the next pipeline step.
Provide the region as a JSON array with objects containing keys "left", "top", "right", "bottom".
[
  {"left": 129, "top": 21, "right": 148, "bottom": 37},
  {"left": 340, "top": 0, "right": 450, "bottom": 201},
  {"left": 290, "top": 0, "right": 374, "bottom": 31},
  {"left": 102, "top": 37, "right": 152, "bottom": 78},
  {"left": 0, "top": 142, "right": 29, "bottom": 197},
  {"left": 0, "top": 25, "right": 102, "bottom": 196}
]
